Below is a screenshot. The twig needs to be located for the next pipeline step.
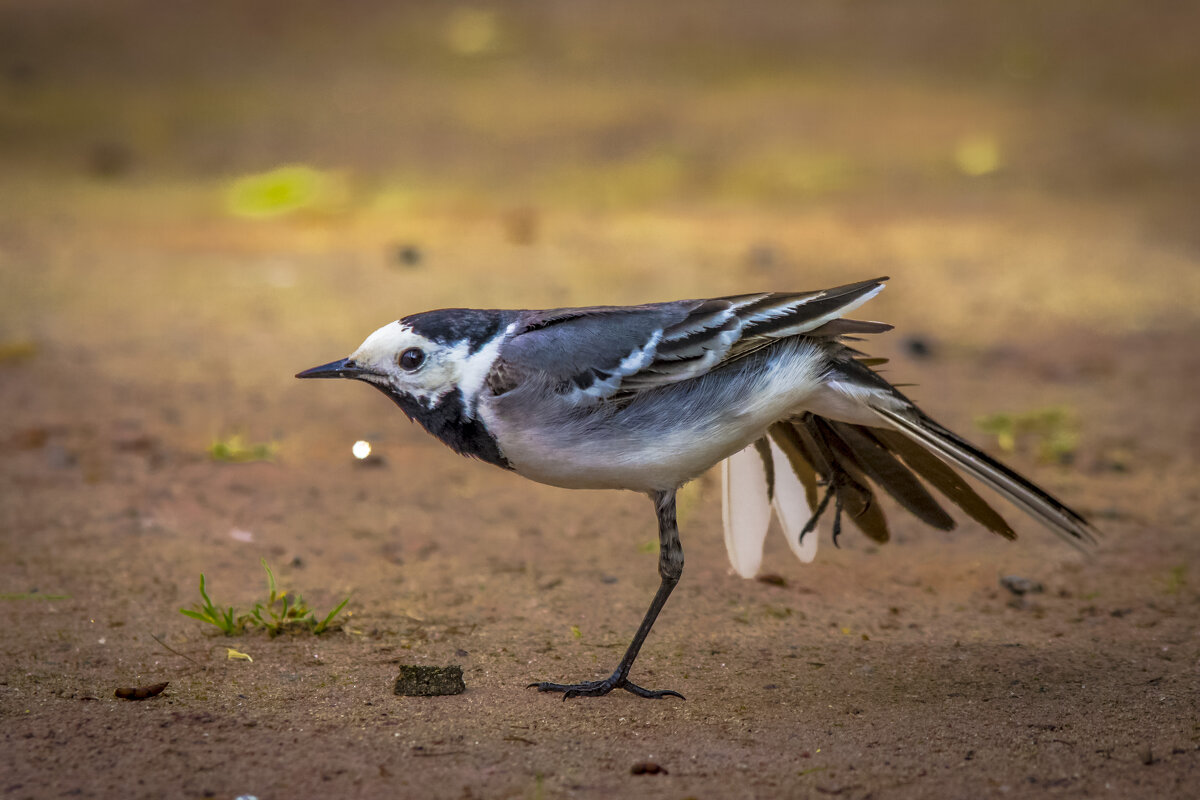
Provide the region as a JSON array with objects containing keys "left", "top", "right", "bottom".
[{"left": 150, "top": 633, "right": 207, "bottom": 670}]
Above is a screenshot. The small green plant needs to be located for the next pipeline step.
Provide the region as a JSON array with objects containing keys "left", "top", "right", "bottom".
[
  {"left": 179, "top": 560, "right": 350, "bottom": 637},
  {"left": 975, "top": 406, "right": 1079, "bottom": 463},
  {"left": 208, "top": 433, "right": 276, "bottom": 463},
  {"left": 246, "top": 560, "right": 350, "bottom": 636},
  {"left": 179, "top": 573, "right": 244, "bottom": 635}
]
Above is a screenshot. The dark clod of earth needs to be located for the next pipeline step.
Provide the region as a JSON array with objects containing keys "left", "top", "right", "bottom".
[
  {"left": 630, "top": 762, "right": 668, "bottom": 775},
  {"left": 114, "top": 681, "right": 169, "bottom": 700},
  {"left": 394, "top": 665, "right": 466, "bottom": 696}
]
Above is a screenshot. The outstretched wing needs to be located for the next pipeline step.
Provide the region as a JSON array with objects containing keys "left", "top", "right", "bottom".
[{"left": 490, "top": 277, "right": 890, "bottom": 404}]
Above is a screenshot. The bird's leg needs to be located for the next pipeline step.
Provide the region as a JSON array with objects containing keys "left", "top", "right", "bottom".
[
  {"left": 799, "top": 482, "right": 835, "bottom": 543},
  {"left": 831, "top": 490, "right": 845, "bottom": 548},
  {"left": 529, "top": 489, "right": 685, "bottom": 700}
]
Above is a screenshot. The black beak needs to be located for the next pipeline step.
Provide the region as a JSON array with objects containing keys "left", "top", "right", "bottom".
[{"left": 295, "top": 358, "right": 365, "bottom": 380}]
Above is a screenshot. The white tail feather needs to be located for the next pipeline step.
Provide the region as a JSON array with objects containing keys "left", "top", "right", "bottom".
[
  {"left": 721, "top": 445, "right": 772, "bottom": 578},
  {"left": 768, "top": 439, "right": 819, "bottom": 563},
  {"left": 722, "top": 441, "right": 820, "bottom": 577}
]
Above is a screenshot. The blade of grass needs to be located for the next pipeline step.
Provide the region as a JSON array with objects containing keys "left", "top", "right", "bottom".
[{"left": 313, "top": 596, "right": 350, "bottom": 634}]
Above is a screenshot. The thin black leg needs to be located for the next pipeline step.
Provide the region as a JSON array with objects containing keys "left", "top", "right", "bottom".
[{"left": 529, "top": 489, "right": 686, "bottom": 700}]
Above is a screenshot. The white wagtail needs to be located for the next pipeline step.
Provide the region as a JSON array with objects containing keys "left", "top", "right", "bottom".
[{"left": 297, "top": 276, "right": 1097, "bottom": 700}]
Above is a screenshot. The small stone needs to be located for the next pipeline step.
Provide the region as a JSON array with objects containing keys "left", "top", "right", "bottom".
[
  {"left": 501, "top": 206, "right": 538, "bottom": 245},
  {"left": 746, "top": 243, "right": 779, "bottom": 269},
  {"left": 45, "top": 444, "right": 77, "bottom": 470},
  {"left": 87, "top": 141, "right": 134, "bottom": 179},
  {"left": 1000, "top": 575, "right": 1044, "bottom": 596},
  {"left": 393, "top": 665, "right": 465, "bottom": 696},
  {"left": 393, "top": 244, "right": 423, "bottom": 268},
  {"left": 903, "top": 336, "right": 935, "bottom": 359}
]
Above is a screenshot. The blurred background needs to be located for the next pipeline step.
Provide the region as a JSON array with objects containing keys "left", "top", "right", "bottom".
[
  {"left": 3, "top": 1, "right": 1198, "bottom": 366},
  {"left": 2, "top": 0, "right": 1199, "bottom": 526}
]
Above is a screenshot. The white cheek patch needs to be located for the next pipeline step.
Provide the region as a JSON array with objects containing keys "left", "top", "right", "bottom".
[
  {"left": 410, "top": 358, "right": 461, "bottom": 407},
  {"left": 348, "top": 320, "right": 511, "bottom": 413}
]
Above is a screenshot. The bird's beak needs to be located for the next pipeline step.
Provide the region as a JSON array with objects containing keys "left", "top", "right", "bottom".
[{"left": 295, "top": 358, "right": 366, "bottom": 380}]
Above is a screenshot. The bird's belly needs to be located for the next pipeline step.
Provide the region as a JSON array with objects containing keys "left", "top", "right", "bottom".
[
  {"left": 493, "top": 419, "right": 754, "bottom": 491},
  {"left": 481, "top": 343, "right": 828, "bottom": 492}
]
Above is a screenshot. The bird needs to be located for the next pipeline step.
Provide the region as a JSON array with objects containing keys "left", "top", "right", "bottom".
[{"left": 297, "top": 276, "right": 1097, "bottom": 700}]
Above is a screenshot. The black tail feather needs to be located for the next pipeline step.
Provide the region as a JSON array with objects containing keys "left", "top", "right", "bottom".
[
  {"left": 870, "top": 407, "right": 1096, "bottom": 549},
  {"left": 769, "top": 411, "right": 1035, "bottom": 547},
  {"left": 872, "top": 428, "right": 1016, "bottom": 539}
]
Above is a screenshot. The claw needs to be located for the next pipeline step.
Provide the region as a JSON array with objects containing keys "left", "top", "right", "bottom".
[{"left": 529, "top": 677, "right": 684, "bottom": 701}]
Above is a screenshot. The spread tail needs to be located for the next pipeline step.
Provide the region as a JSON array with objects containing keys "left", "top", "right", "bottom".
[{"left": 719, "top": 408, "right": 1097, "bottom": 577}]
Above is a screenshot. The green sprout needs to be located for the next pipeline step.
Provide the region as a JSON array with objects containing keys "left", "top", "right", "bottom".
[
  {"left": 179, "top": 573, "right": 244, "bottom": 635},
  {"left": 246, "top": 560, "right": 350, "bottom": 636},
  {"left": 179, "top": 560, "right": 350, "bottom": 637}
]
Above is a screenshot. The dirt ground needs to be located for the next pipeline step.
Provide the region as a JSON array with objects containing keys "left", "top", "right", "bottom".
[{"left": 2, "top": 2, "right": 1199, "bottom": 798}]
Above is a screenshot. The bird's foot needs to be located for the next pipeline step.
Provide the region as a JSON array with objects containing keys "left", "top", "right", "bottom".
[{"left": 528, "top": 673, "right": 684, "bottom": 701}]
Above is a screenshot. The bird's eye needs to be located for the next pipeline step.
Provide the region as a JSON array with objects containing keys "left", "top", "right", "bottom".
[{"left": 398, "top": 347, "right": 425, "bottom": 371}]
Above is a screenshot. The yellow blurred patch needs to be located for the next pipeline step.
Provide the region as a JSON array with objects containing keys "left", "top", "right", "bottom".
[
  {"left": 226, "top": 165, "right": 351, "bottom": 219},
  {"left": 975, "top": 406, "right": 1079, "bottom": 463},
  {"left": 208, "top": 434, "right": 277, "bottom": 463},
  {"left": 954, "top": 135, "right": 1002, "bottom": 176},
  {"left": 445, "top": 8, "right": 500, "bottom": 56},
  {"left": 0, "top": 340, "right": 37, "bottom": 363}
]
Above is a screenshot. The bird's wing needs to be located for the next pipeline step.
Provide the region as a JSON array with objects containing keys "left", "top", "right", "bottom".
[{"left": 490, "top": 277, "right": 890, "bottom": 404}]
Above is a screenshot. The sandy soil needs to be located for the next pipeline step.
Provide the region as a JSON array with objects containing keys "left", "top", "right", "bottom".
[{"left": 2, "top": 2, "right": 1199, "bottom": 798}]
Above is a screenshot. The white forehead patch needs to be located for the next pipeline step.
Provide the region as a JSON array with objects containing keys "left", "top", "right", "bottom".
[{"left": 351, "top": 321, "right": 416, "bottom": 366}]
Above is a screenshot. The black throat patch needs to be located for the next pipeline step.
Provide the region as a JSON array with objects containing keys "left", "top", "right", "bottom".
[{"left": 371, "top": 384, "right": 510, "bottom": 470}]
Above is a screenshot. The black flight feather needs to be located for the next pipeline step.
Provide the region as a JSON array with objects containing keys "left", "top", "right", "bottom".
[
  {"left": 871, "top": 428, "right": 1016, "bottom": 539},
  {"left": 825, "top": 421, "right": 956, "bottom": 531}
]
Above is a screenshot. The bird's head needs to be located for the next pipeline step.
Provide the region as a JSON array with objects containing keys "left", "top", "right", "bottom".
[{"left": 296, "top": 310, "right": 511, "bottom": 420}]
